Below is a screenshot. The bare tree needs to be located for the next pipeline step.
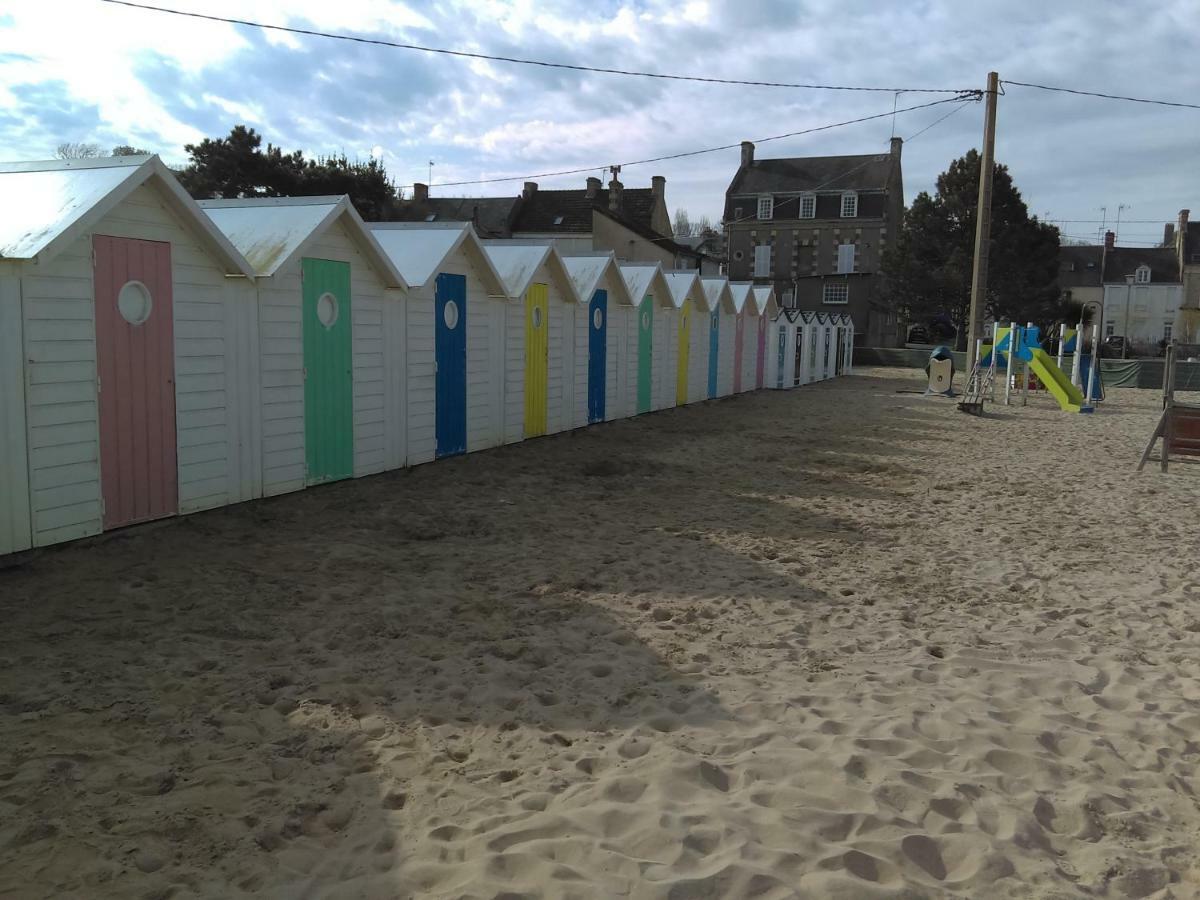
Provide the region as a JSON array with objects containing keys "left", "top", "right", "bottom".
[
  {"left": 55, "top": 142, "right": 103, "bottom": 160},
  {"left": 111, "top": 145, "right": 152, "bottom": 157},
  {"left": 673, "top": 207, "right": 692, "bottom": 237}
]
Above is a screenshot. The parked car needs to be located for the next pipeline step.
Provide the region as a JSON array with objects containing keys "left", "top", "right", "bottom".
[{"left": 1102, "top": 335, "right": 1129, "bottom": 358}]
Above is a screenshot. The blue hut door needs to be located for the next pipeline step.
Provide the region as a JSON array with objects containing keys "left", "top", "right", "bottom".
[
  {"left": 588, "top": 289, "right": 607, "bottom": 423},
  {"left": 707, "top": 309, "right": 720, "bottom": 398},
  {"left": 435, "top": 273, "right": 467, "bottom": 458}
]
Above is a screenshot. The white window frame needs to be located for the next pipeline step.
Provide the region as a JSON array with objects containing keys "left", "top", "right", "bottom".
[
  {"left": 836, "top": 243, "right": 855, "bottom": 274},
  {"left": 1163, "top": 322, "right": 1173, "bottom": 342},
  {"left": 757, "top": 195, "right": 773, "bottom": 220},
  {"left": 1135, "top": 265, "right": 1151, "bottom": 284},
  {"left": 799, "top": 193, "right": 816, "bottom": 219},
  {"left": 822, "top": 283, "right": 849, "bottom": 305},
  {"left": 840, "top": 191, "right": 858, "bottom": 218},
  {"left": 753, "top": 243, "right": 771, "bottom": 278},
  {"left": 1105, "top": 320, "right": 1115, "bottom": 337}
]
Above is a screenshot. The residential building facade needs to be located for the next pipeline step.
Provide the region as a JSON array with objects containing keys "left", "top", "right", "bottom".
[
  {"left": 1166, "top": 209, "right": 1200, "bottom": 342},
  {"left": 1100, "top": 231, "right": 1182, "bottom": 354},
  {"left": 722, "top": 137, "right": 904, "bottom": 346},
  {"left": 394, "top": 175, "right": 720, "bottom": 273}
]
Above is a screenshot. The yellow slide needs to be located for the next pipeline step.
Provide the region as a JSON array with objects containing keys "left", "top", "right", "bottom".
[{"left": 1027, "top": 348, "right": 1085, "bottom": 412}]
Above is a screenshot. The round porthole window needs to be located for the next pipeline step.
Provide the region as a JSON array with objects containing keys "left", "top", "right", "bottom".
[
  {"left": 117, "top": 281, "right": 152, "bottom": 326},
  {"left": 316, "top": 292, "right": 339, "bottom": 328},
  {"left": 443, "top": 299, "right": 460, "bottom": 329},
  {"left": 641, "top": 311, "right": 651, "bottom": 330},
  {"left": 593, "top": 308, "right": 603, "bottom": 330},
  {"left": 531, "top": 306, "right": 543, "bottom": 328}
]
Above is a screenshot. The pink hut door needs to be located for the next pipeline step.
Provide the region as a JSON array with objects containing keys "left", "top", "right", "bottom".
[
  {"left": 756, "top": 315, "right": 767, "bottom": 388},
  {"left": 733, "top": 314, "right": 745, "bottom": 392},
  {"left": 93, "top": 235, "right": 178, "bottom": 529}
]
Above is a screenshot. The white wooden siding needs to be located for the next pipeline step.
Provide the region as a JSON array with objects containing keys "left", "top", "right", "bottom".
[
  {"left": 462, "top": 256, "right": 500, "bottom": 453},
  {"left": 605, "top": 296, "right": 622, "bottom": 423},
  {"left": 406, "top": 285, "right": 436, "bottom": 466},
  {"left": 545, "top": 281, "right": 566, "bottom": 435},
  {"left": 741, "top": 314, "right": 758, "bottom": 391},
  {"left": 488, "top": 299, "right": 506, "bottom": 446},
  {"left": 657, "top": 307, "right": 677, "bottom": 410},
  {"left": 559, "top": 301, "right": 577, "bottom": 432},
  {"left": 621, "top": 305, "right": 638, "bottom": 419},
  {"left": 688, "top": 307, "right": 708, "bottom": 404},
  {"left": 652, "top": 304, "right": 672, "bottom": 415},
  {"left": 0, "top": 274, "right": 32, "bottom": 554},
  {"left": 572, "top": 298, "right": 589, "bottom": 429},
  {"left": 504, "top": 300, "right": 524, "bottom": 445},
  {"left": 259, "top": 280, "right": 305, "bottom": 494},
  {"left": 718, "top": 312, "right": 737, "bottom": 397},
  {"left": 384, "top": 293, "right": 407, "bottom": 471}
]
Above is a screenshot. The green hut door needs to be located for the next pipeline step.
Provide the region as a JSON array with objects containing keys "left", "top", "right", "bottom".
[
  {"left": 637, "top": 295, "right": 653, "bottom": 414},
  {"left": 302, "top": 257, "right": 353, "bottom": 484}
]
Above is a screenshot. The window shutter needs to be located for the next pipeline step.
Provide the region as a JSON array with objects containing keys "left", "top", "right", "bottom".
[
  {"left": 837, "top": 243, "right": 855, "bottom": 274},
  {"left": 753, "top": 244, "right": 771, "bottom": 277}
]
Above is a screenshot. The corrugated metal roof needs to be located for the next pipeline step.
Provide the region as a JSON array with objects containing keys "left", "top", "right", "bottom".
[
  {"left": 200, "top": 197, "right": 342, "bottom": 277},
  {"left": 480, "top": 242, "right": 578, "bottom": 302},
  {"left": 369, "top": 222, "right": 477, "bottom": 290},
  {"left": 560, "top": 252, "right": 632, "bottom": 306},
  {"left": 661, "top": 271, "right": 703, "bottom": 309},
  {"left": 618, "top": 263, "right": 667, "bottom": 306},
  {"left": 751, "top": 285, "right": 777, "bottom": 317},
  {"left": 0, "top": 159, "right": 141, "bottom": 259},
  {"left": 700, "top": 276, "right": 735, "bottom": 314},
  {"left": 0, "top": 155, "right": 253, "bottom": 275},
  {"left": 728, "top": 282, "right": 753, "bottom": 314}
]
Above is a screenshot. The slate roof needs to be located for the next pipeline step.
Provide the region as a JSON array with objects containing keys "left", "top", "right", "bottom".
[
  {"left": 1102, "top": 247, "right": 1180, "bottom": 284},
  {"left": 390, "top": 196, "right": 518, "bottom": 238},
  {"left": 728, "top": 152, "right": 895, "bottom": 196},
  {"left": 1058, "top": 246, "right": 1104, "bottom": 289}
]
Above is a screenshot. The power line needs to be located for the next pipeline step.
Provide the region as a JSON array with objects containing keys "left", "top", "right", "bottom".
[
  {"left": 903, "top": 98, "right": 975, "bottom": 142},
  {"left": 99, "top": 0, "right": 977, "bottom": 95},
  {"left": 1001, "top": 79, "right": 1200, "bottom": 111},
  {"left": 427, "top": 95, "right": 976, "bottom": 189},
  {"left": 1048, "top": 218, "right": 1176, "bottom": 224}
]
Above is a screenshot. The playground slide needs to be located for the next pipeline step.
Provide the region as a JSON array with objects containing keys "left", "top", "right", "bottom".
[{"left": 1027, "top": 348, "right": 1085, "bottom": 412}]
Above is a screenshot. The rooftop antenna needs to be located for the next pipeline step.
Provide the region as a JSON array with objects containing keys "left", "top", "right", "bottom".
[
  {"left": 428, "top": 159, "right": 434, "bottom": 187},
  {"left": 1115, "top": 204, "right": 1128, "bottom": 243},
  {"left": 1098, "top": 206, "right": 1107, "bottom": 245},
  {"left": 609, "top": 164, "right": 621, "bottom": 183}
]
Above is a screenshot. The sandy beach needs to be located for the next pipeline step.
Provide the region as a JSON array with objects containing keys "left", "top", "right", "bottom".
[{"left": 2, "top": 367, "right": 1199, "bottom": 899}]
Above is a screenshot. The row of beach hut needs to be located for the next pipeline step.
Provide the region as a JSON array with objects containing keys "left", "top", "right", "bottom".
[{"left": 0, "top": 155, "right": 852, "bottom": 555}]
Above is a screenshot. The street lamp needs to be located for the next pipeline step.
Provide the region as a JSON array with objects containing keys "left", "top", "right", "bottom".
[{"left": 1123, "top": 273, "right": 1135, "bottom": 359}]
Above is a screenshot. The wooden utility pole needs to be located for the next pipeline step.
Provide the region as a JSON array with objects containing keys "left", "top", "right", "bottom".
[{"left": 966, "top": 72, "right": 999, "bottom": 374}]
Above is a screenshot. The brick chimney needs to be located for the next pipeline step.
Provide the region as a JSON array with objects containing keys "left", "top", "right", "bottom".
[
  {"left": 522, "top": 181, "right": 538, "bottom": 200},
  {"left": 651, "top": 175, "right": 665, "bottom": 205},
  {"left": 1180, "top": 209, "right": 1191, "bottom": 235},
  {"left": 890, "top": 136, "right": 903, "bottom": 158},
  {"left": 740, "top": 141, "right": 754, "bottom": 168},
  {"left": 585, "top": 176, "right": 601, "bottom": 199},
  {"left": 1104, "top": 230, "right": 1115, "bottom": 251},
  {"left": 413, "top": 182, "right": 428, "bottom": 202},
  {"left": 608, "top": 176, "right": 623, "bottom": 213},
  {"left": 1165, "top": 222, "right": 1176, "bottom": 247}
]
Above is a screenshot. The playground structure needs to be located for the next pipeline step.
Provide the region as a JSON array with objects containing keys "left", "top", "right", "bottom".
[
  {"left": 1138, "top": 343, "right": 1200, "bottom": 471},
  {"left": 962, "top": 319, "right": 1101, "bottom": 415}
]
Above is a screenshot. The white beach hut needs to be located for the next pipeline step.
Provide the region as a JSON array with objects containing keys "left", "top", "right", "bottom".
[
  {"left": 816, "top": 312, "right": 836, "bottom": 380},
  {"left": 750, "top": 286, "right": 779, "bottom": 390},
  {"left": 699, "top": 277, "right": 737, "bottom": 399},
  {"left": 728, "top": 283, "right": 754, "bottom": 394},
  {"left": 368, "top": 223, "right": 508, "bottom": 464},
  {"left": 201, "top": 197, "right": 406, "bottom": 496},
  {"left": 617, "top": 264, "right": 673, "bottom": 418},
  {"left": 560, "top": 252, "right": 634, "bottom": 427},
  {"left": 840, "top": 313, "right": 855, "bottom": 375},
  {"left": 0, "top": 155, "right": 256, "bottom": 555},
  {"left": 481, "top": 242, "right": 580, "bottom": 441},
  {"left": 767, "top": 309, "right": 796, "bottom": 390},
  {"left": 661, "top": 271, "right": 706, "bottom": 408}
]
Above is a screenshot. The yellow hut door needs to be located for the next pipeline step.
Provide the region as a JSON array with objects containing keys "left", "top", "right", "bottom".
[
  {"left": 676, "top": 300, "right": 690, "bottom": 405},
  {"left": 524, "top": 283, "right": 549, "bottom": 437}
]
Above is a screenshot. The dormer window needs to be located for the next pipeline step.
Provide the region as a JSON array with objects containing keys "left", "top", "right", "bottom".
[
  {"left": 799, "top": 193, "right": 816, "bottom": 219},
  {"left": 424, "top": 213, "right": 437, "bottom": 222},
  {"left": 758, "top": 195, "right": 773, "bottom": 220},
  {"left": 553, "top": 215, "right": 564, "bottom": 225},
  {"left": 1135, "top": 265, "right": 1151, "bottom": 284},
  {"left": 840, "top": 192, "right": 858, "bottom": 218}
]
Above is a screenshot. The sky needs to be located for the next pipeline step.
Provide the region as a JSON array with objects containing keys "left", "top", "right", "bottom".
[{"left": 1, "top": 0, "right": 1197, "bottom": 246}]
